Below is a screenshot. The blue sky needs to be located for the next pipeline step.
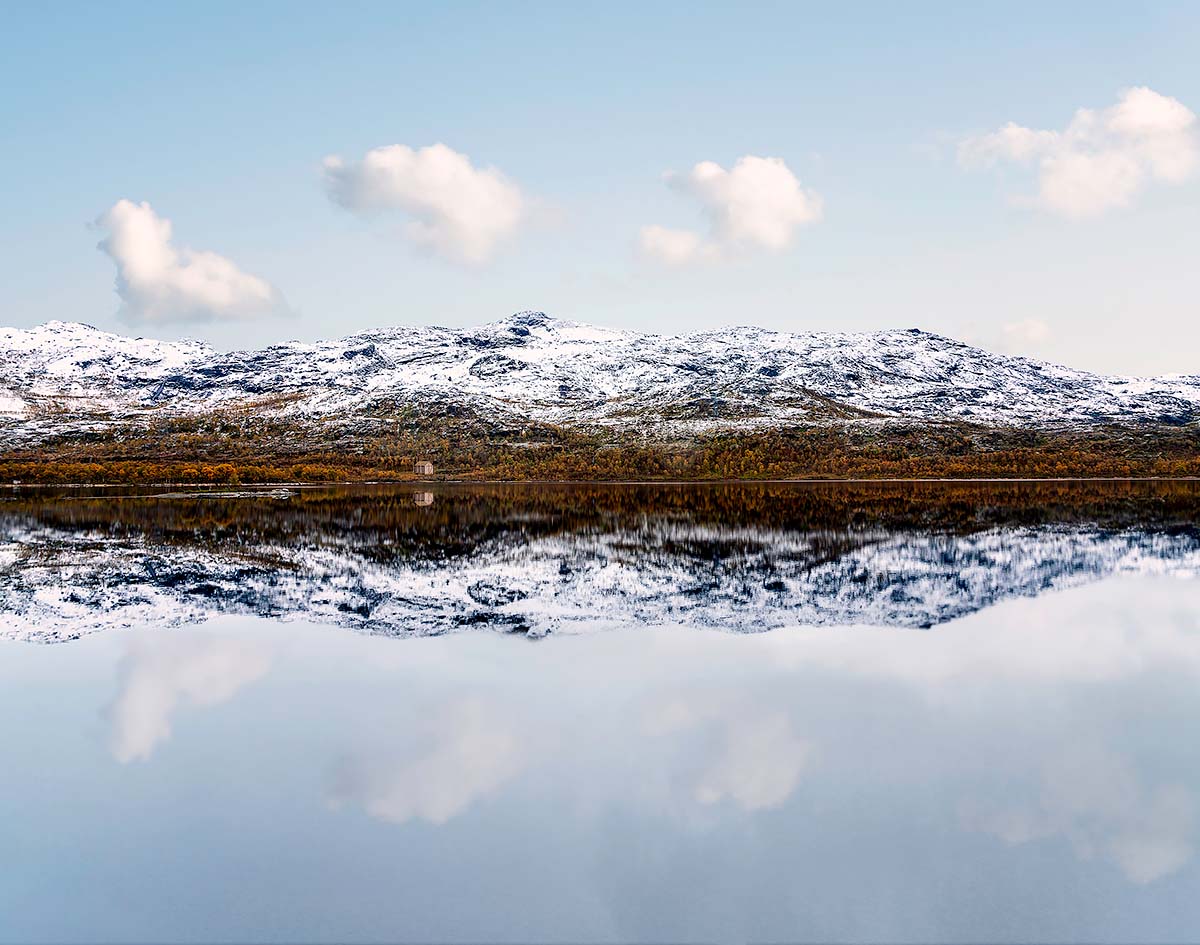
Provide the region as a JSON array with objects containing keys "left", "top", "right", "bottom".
[{"left": 3, "top": 1, "right": 1199, "bottom": 373}]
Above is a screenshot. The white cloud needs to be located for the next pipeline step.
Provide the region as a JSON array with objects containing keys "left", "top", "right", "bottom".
[
  {"left": 638, "top": 224, "right": 709, "bottom": 265},
  {"left": 327, "top": 699, "right": 523, "bottom": 825},
  {"left": 106, "top": 633, "right": 274, "bottom": 763},
  {"left": 959, "top": 87, "right": 1199, "bottom": 218},
  {"left": 96, "top": 200, "right": 286, "bottom": 323},
  {"left": 641, "top": 155, "right": 823, "bottom": 265},
  {"left": 957, "top": 121, "right": 1059, "bottom": 166},
  {"left": 323, "top": 143, "right": 524, "bottom": 264}
]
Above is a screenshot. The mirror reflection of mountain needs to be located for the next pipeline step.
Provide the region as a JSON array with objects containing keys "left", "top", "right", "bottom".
[{"left": 3, "top": 481, "right": 1198, "bottom": 642}]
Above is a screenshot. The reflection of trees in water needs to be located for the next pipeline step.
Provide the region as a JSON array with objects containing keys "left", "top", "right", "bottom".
[
  {"left": 4, "top": 481, "right": 1198, "bottom": 563},
  {"left": 2, "top": 482, "right": 1198, "bottom": 641}
]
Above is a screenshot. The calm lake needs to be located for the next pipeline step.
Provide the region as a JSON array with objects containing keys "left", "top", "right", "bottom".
[{"left": 2, "top": 481, "right": 1199, "bottom": 943}]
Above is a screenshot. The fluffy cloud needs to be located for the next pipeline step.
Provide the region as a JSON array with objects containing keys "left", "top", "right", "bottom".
[
  {"left": 641, "top": 155, "right": 823, "bottom": 265},
  {"left": 96, "top": 200, "right": 286, "bottom": 323},
  {"left": 959, "top": 87, "right": 1199, "bottom": 218},
  {"left": 106, "top": 633, "right": 274, "bottom": 763},
  {"left": 323, "top": 143, "right": 524, "bottom": 264},
  {"left": 638, "top": 224, "right": 711, "bottom": 266}
]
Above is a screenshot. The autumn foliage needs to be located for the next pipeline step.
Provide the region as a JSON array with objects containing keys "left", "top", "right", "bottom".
[{"left": 2, "top": 415, "right": 1199, "bottom": 484}]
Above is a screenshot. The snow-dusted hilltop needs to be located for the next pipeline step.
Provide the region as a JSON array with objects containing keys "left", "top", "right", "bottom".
[{"left": 2, "top": 311, "right": 1199, "bottom": 433}]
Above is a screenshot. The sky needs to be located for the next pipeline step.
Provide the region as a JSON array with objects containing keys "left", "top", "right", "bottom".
[{"left": 2, "top": 1, "right": 1199, "bottom": 374}]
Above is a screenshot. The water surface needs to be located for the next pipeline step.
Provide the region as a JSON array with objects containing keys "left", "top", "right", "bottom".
[
  {"left": 1, "top": 482, "right": 1198, "bottom": 943},
  {"left": 3, "top": 481, "right": 1198, "bottom": 639}
]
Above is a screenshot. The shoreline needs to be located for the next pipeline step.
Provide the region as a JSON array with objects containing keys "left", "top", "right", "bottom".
[{"left": 7, "top": 475, "right": 1200, "bottom": 490}]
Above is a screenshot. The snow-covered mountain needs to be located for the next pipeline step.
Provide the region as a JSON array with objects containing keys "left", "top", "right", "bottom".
[{"left": 2, "top": 311, "right": 1199, "bottom": 435}]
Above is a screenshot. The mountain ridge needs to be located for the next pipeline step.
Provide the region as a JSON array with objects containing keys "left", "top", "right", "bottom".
[{"left": 4, "top": 312, "right": 1199, "bottom": 440}]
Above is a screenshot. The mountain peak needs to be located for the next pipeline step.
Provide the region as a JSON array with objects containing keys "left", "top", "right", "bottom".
[
  {"left": 483, "top": 310, "right": 558, "bottom": 336},
  {"left": 28, "top": 320, "right": 108, "bottom": 336}
]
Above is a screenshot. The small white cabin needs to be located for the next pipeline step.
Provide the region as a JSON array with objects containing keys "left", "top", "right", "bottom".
[{"left": 414, "top": 460, "right": 434, "bottom": 476}]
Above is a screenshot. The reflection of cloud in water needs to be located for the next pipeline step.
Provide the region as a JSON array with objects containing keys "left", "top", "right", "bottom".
[
  {"left": 106, "top": 633, "right": 273, "bottom": 763},
  {"left": 962, "top": 745, "right": 1196, "bottom": 885},
  {"left": 328, "top": 700, "right": 523, "bottom": 825},
  {"left": 645, "top": 698, "right": 812, "bottom": 811}
]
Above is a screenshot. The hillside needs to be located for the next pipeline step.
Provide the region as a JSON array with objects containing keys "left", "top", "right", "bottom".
[{"left": 2, "top": 312, "right": 1199, "bottom": 482}]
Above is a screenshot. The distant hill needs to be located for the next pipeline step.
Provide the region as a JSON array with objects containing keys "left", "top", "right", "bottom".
[
  {"left": 4, "top": 311, "right": 1200, "bottom": 436},
  {"left": 2, "top": 312, "right": 1199, "bottom": 482}
]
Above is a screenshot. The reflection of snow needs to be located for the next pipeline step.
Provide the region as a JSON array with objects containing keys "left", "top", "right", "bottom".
[
  {"left": 4, "top": 521, "right": 1199, "bottom": 641},
  {"left": 645, "top": 698, "right": 812, "bottom": 811},
  {"left": 327, "top": 700, "right": 523, "bottom": 825},
  {"left": 106, "top": 633, "right": 273, "bottom": 763},
  {"left": 962, "top": 745, "right": 1196, "bottom": 885}
]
